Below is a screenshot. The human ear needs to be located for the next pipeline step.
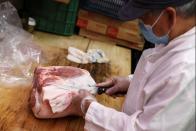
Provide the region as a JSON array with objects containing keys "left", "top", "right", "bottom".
[{"left": 165, "top": 7, "right": 177, "bottom": 30}]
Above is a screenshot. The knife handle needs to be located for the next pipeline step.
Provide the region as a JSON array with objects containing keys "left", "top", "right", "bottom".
[{"left": 97, "top": 87, "right": 108, "bottom": 95}]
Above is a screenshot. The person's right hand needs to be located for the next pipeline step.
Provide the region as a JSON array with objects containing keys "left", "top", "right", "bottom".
[{"left": 96, "top": 76, "right": 131, "bottom": 96}]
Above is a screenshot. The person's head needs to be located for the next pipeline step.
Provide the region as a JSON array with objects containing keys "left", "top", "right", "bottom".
[{"left": 119, "top": 0, "right": 196, "bottom": 44}]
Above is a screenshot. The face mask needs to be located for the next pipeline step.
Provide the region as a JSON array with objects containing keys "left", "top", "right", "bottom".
[{"left": 139, "top": 11, "right": 171, "bottom": 45}]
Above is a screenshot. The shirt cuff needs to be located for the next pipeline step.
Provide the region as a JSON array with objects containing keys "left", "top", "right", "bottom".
[
  {"left": 84, "top": 102, "right": 105, "bottom": 130},
  {"left": 85, "top": 102, "right": 100, "bottom": 122}
]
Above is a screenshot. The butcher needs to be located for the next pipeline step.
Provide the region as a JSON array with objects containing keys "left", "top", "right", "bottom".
[{"left": 65, "top": 0, "right": 196, "bottom": 130}]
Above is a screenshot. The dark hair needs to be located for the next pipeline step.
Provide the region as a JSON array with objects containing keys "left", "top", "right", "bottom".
[
  {"left": 175, "top": 0, "right": 196, "bottom": 18},
  {"left": 151, "top": 0, "right": 196, "bottom": 18}
]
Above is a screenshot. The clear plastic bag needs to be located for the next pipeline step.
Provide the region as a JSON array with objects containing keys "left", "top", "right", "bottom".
[
  {"left": 0, "top": 2, "right": 42, "bottom": 86},
  {"left": 0, "top": 1, "right": 22, "bottom": 27}
]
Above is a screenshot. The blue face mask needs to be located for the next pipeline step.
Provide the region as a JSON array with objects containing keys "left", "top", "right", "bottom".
[{"left": 139, "top": 11, "right": 171, "bottom": 45}]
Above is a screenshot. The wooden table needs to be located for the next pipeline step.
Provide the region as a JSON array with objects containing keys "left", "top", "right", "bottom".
[{"left": 0, "top": 32, "right": 131, "bottom": 131}]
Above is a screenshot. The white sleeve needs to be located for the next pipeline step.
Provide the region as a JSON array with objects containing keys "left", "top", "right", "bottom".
[
  {"left": 84, "top": 102, "right": 142, "bottom": 131},
  {"left": 84, "top": 65, "right": 195, "bottom": 131}
]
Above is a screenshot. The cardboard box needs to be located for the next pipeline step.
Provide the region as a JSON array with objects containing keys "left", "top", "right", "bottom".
[
  {"left": 79, "top": 29, "right": 144, "bottom": 51},
  {"left": 77, "top": 9, "right": 144, "bottom": 45}
]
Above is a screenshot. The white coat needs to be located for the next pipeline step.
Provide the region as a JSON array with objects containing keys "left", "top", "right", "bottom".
[{"left": 84, "top": 27, "right": 196, "bottom": 131}]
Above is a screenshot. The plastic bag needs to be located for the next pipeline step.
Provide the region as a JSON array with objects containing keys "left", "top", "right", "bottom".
[
  {"left": 0, "top": 1, "right": 22, "bottom": 27},
  {"left": 0, "top": 2, "right": 42, "bottom": 85},
  {"left": 67, "top": 47, "right": 109, "bottom": 64}
]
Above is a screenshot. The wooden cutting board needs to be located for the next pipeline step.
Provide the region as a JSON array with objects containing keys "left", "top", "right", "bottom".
[
  {"left": 0, "top": 85, "right": 124, "bottom": 131},
  {"left": 0, "top": 32, "right": 130, "bottom": 131},
  {"left": 0, "top": 85, "right": 85, "bottom": 131}
]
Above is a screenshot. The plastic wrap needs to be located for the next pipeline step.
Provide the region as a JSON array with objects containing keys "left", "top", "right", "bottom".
[
  {"left": 0, "top": 2, "right": 42, "bottom": 85},
  {"left": 67, "top": 47, "right": 109, "bottom": 64},
  {"left": 0, "top": 1, "right": 22, "bottom": 27}
]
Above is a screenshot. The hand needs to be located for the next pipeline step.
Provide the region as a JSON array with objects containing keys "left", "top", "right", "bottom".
[
  {"left": 65, "top": 89, "right": 96, "bottom": 117},
  {"left": 96, "top": 76, "right": 131, "bottom": 96}
]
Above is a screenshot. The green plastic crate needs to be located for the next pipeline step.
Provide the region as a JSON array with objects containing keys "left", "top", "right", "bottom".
[{"left": 25, "top": 0, "right": 79, "bottom": 35}]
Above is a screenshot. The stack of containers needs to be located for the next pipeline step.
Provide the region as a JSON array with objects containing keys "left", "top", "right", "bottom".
[
  {"left": 78, "top": 0, "right": 144, "bottom": 50},
  {"left": 25, "top": 0, "right": 79, "bottom": 36},
  {"left": 80, "top": 0, "right": 127, "bottom": 19}
]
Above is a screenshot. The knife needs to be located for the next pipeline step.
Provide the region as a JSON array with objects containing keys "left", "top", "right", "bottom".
[
  {"left": 97, "top": 87, "right": 108, "bottom": 95},
  {"left": 88, "top": 84, "right": 108, "bottom": 95}
]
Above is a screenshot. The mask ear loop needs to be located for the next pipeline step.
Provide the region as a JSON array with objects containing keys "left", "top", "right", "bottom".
[
  {"left": 152, "top": 10, "right": 174, "bottom": 35},
  {"left": 166, "top": 27, "right": 173, "bottom": 35},
  {"left": 138, "top": 11, "right": 164, "bottom": 28},
  {"left": 152, "top": 11, "right": 165, "bottom": 28}
]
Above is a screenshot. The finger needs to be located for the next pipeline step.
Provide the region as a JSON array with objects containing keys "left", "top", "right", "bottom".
[
  {"left": 96, "top": 79, "right": 114, "bottom": 88},
  {"left": 105, "top": 86, "right": 119, "bottom": 96}
]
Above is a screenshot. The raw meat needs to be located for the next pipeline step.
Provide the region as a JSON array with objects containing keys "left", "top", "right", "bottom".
[{"left": 30, "top": 66, "right": 97, "bottom": 119}]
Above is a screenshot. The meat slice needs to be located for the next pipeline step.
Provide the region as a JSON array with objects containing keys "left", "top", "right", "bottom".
[{"left": 30, "top": 66, "right": 97, "bottom": 119}]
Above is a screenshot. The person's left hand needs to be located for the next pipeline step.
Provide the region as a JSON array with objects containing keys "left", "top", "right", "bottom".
[{"left": 65, "top": 89, "right": 96, "bottom": 117}]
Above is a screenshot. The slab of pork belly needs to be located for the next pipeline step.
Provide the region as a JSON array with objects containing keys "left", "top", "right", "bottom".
[{"left": 30, "top": 66, "right": 96, "bottom": 119}]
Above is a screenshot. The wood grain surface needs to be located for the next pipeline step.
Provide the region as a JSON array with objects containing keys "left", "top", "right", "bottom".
[{"left": 0, "top": 32, "right": 131, "bottom": 131}]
